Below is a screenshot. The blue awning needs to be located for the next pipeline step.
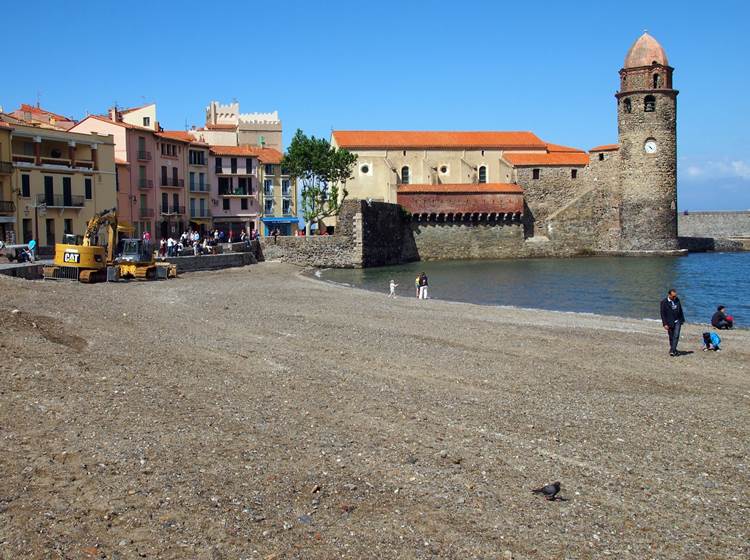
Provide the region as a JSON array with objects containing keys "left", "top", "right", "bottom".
[{"left": 260, "top": 217, "right": 299, "bottom": 223}]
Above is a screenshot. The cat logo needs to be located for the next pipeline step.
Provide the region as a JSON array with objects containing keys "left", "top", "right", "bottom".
[{"left": 63, "top": 251, "right": 81, "bottom": 264}]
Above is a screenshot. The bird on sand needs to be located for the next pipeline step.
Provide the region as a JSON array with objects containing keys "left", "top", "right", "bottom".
[{"left": 532, "top": 481, "right": 561, "bottom": 500}]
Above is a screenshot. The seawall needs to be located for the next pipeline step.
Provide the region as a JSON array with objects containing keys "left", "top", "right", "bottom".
[{"left": 678, "top": 211, "right": 750, "bottom": 238}]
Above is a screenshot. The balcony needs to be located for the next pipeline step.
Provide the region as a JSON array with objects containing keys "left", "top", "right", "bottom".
[
  {"left": 0, "top": 200, "right": 15, "bottom": 213},
  {"left": 36, "top": 194, "right": 85, "bottom": 208},
  {"left": 0, "top": 161, "right": 12, "bottom": 174},
  {"left": 263, "top": 188, "right": 274, "bottom": 197},
  {"left": 139, "top": 207, "right": 155, "bottom": 218},
  {"left": 138, "top": 178, "right": 153, "bottom": 189},
  {"left": 160, "top": 178, "right": 185, "bottom": 188},
  {"left": 137, "top": 150, "right": 152, "bottom": 161},
  {"left": 190, "top": 207, "right": 211, "bottom": 219},
  {"left": 161, "top": 205, "right": 185, "bottom": 215},
  {"left": 189, "top": 183, "right": 210, "bottom": 193},
  {"left": 12, "top": 154, "right": 35, "bottom": 164},
  {"left": 282, "top": 187, "right": 293, "bottom": 197}
]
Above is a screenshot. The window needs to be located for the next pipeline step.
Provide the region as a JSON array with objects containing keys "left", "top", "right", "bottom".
[
  {"left": 64, "top": 219, "right": 72, "bottom": 235},
  {"left": 189, "top": 171, "right": 195, "bottom": 189},
  {"left": 199, "top": 172, "right": 205, "bottom": 190},
  {"left": 571, "top": 169, "right": 578, "bottom": 179},
  {"left": 222, "top": 198, "right": 230, "bottom": 210},
  {"left": 264, "top": 164, "right": 275, "bottom": 175},
  {"left": 599, "top": 153, "right": 605, "bottom": 161},
  {"left": 215, "top": 157, "right": 222, "bottom": 173},
  {"left": 623, "top": 98, "right": 632, "bottom": 113},
  {"left": 478, "top": 166, "right": 487, "bottom": 184},
  {"left": 532, "top": 168, "right": 540, "bottom": 180},
  {"left": 246, "top": 158, "right": 253, "bottom": 173},
  {"left": 282, "top": 179, "right": 291, "bottom": 196},
  {"left": 62, "top": 177, "right": 72, "bottom": 206},
  {"left": 264, "top": 179, "right": 273, "bottom": 196},
  {"left": 401, "top": 166, "right": 410, "bottom": 184},
  {"left": 172, "top": 166, "right": 178, "bottom": 186},
  {"left": 653, "top": 73, "right": 660, "bottom": 88},
  {"left": 219, "top": 177, "right": 232, "bottom": 195},
  {"left": 44, "top": 176, "right": 54, "bottom": 205},
  {"left": 138, "top": 136, "right": 146, "bottom": 151},
  {"left": 240, "top": 198, "right": 248, "bottom": 210},
  {"left": 143, "top": 117, "right": 150, "bottom": 127},
  {"left": 189, "top": 150, "right": 205, "bottom": 165},
  {"left": 402, "top": 150, "right": 406, "bottom": 156},
  {"left": 161, "top": 193, "right": 168, "bottom": 213},
  {"left": 161, "top": 166, "right": 168, "bottom": 186},
  {"left": 264, "top": 199, "right": 274, "bottom": 214},
  {"left": 283, "top": 199, "right": 292, "bottom": 215},
  {"left": 360, "top": 164, "right": 369, "bottom": 174},
  {"left": 644, "top": 95, "right": 656, "bottom": 112},
  {"left": 231, "top": 158, "right": 237, "bottom": 174},
  {"left": 238, "top": 177, "right": 248, "bottom": 195},
  {"left": 172, "top": 193, "right": 179, "bottom": 211},
  {"left": 439, "top": 165, "right": 448, "bottom": 174},
  {"left": 22, "top": 218, "right": 32, "bottom": 243},
  {"left": 21, "top": 174, "right": 30, "bottom": 197},
  {"left": 85, "top": 178, "right": 92, "bottom": 199}
]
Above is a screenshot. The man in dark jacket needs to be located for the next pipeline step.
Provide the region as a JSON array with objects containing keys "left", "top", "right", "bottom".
[
  {"left": 660, "top": 288, "right": 686, "bottom": 356},
  {"left": 711, "top": 305, "right": 733, "bottom": 329}
]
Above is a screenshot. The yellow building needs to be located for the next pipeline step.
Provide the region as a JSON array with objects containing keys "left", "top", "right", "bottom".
[
  {"left": 259, "top": 151, "right": 297, "bottom": 236},
  {"left": 1, "top": 116, "right": 117, "bottom": 249},
  {"left": 0, "top": 122, "right": 15, "bottom": 242}
]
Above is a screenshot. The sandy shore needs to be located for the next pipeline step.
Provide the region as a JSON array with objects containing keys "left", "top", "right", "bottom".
[{"left": 1, "top": 262, "right": 748, "bottom": 559}]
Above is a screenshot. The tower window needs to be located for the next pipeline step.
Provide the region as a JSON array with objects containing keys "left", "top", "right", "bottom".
[
  {"left": 478, "top": 166, "right": 487, "bottom": 183},
  {"left": 623, "top": 98, "right": 632, "bottom": 113},
  {"left": 532, "top": 168, "right": 540, "bottom": 180},
  {"left": 644, "top": 95, "right": 656, "bottom": 112},
  {"left": 401, "top": 166, "right": 410, "bottom": 185},
  {"left": 571, "top": 169, "right": 578, "bottom": 179},
  {"left": 598, "top": 153, "right": 605, "bottom": 161},
  {"left": 653, "top": 73, "right": 660, "bottom": 88}
]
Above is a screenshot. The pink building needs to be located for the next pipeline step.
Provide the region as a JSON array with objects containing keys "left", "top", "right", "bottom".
[
  {"left": 154, "top": 132, "right": 190, "bottom": 238},
  {"left": 71, "top": 114, "right": 160, "bottom": 237},
  {"left": 209, "top": 146, "right": 261, "bottom": 236}
]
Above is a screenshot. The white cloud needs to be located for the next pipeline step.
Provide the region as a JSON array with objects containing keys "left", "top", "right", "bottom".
[{"left": 679, "top": 157, "right": 750, "bottom": 182}]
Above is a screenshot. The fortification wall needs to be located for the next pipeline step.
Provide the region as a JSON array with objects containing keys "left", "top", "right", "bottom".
[{"left": 677, "top": 211, "right": 750, "bottom": 238}]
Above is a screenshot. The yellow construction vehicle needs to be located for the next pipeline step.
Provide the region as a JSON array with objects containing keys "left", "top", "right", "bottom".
[{"left": 43, "top": 208, "right": 176, "bottom": 282}]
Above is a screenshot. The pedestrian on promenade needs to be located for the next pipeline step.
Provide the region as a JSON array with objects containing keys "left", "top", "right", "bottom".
[
  {"left": 28, "top": 238, "right": 37, "bottom": 260},
  {"left": 711, "top": 305, "right": 734, "bottom": 329},
  {"left": 660, "top": 288, "right": 685, "bottom": 357},
  {"left": 415, "top": 275, "right": 420, "bottom": 298},
  {"left": 418, "top": 272, "right": 429, "bottom": 300},
  {"left": 273, "top": 228, "right": 280, "bottom": 244},
  {"left": 159, "top": 239, "right": 166, "bottom": 258},
  {"left": 388, "top": 279, "right": 398, "bottom": 298}
]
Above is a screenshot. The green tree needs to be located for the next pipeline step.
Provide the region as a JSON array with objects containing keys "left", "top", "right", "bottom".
[{"left": 282, "top": 129, "right": 357, "bottom": 235}]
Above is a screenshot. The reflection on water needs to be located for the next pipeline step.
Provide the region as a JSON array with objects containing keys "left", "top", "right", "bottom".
[{"left": 320, "top": 253, "right": 749, "bottom": 325}]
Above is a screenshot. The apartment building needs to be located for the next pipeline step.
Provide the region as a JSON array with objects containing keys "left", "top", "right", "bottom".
[
  {"left": 0, "top": 121, "right": 14, "bottom": 242},
  {"left": 185, "top": 139, "right": 211, "bottom": 234},
  {"left": 259, "top": 155, "right": 297, "bottom": 236},
  {"left": 0, "top": 115, "right": 116, "bottom": 248},
  {"left": 154, "top": 132, "right": 190, "bottom": 238}
]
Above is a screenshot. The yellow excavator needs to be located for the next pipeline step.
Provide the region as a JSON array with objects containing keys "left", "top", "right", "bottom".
[{"left": 43, "top": 208, "right": 176, "bottom": 283}]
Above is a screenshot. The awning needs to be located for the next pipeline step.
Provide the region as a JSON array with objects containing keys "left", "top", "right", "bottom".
[{"left": 260, "top": 217, "right": 298, "bottom": 223}]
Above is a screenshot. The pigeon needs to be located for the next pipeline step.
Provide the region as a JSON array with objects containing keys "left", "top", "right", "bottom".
[{"left": 532, "top": 481, "right": 561, "bottom": 501}]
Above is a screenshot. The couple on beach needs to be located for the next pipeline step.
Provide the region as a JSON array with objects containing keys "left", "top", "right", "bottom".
[{"left": 660, "top": 289, "right": 734, "bottom": 356}]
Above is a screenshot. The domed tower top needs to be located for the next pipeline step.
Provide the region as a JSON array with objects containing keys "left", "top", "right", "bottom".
[
  {"left": 618, "top": 32, "right": 675, "bottom": 94},
  {"left": 624, "top": 32, "right": 669, "bottom": 68}
]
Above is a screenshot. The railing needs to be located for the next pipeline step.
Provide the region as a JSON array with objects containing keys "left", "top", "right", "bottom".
[
  {"left": 160, "top": 178, "right": 184, "bottom": 188},
  {"left": 0, "top": 200, "right": 15, "bottom": 212},
  {"left": 219, "top": 188, "right": 251, "bottom": 196},
  {"left": 282, "top": 188, "right": 293, "bottom": 197},
  {"left": 36, "top": 194, "right": 85, "bottom": 208},
  {"left": 40, "top": 156, "right": 72, "bottom": 166},
  {"left": 189, "top": 183, "right": 210, "bottom": 192},
  {"left": 0, "top": 161, "right": 12, "bottom": 174},
  {"left": 139, "top": 207, "right": 155, "bottom": 218},
  {"left": 12, "top": 154, "right": 35, "bottom": 164},
  {"left": 161, "top": 205, "right": 185, "bottom": 215},
  {"left": 137, "top": 150, "right": 152, "bottom": 161},
  {"left": 190, "top": 208, "right": 211, "bottom": 218},
  {"left": 75, "top": 159, "right": 95, "bottom": 169},
  {"left": 264, "top": 189, "right": 274, "bottom": 197},
  {"left": 138, "top": 178, "right": 153, "bottom": 189}
]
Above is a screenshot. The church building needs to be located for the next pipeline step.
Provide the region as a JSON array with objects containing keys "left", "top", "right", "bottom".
[{"left": 331, "top": 32, "right": 680, "bottom": 256}]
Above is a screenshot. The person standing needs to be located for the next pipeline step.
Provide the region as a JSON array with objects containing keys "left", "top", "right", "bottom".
[
  {"left": 415, "top": 275, "right": 421, "bottom": 298},
  {"left": 418, "top": 272, "right": 429, "bottom": 300},
  {"left": 388, "top": 279, "right": 398, "bottom": 298},
  {"left": 660, "top": 288, "right": 685, "bottom": 357}
]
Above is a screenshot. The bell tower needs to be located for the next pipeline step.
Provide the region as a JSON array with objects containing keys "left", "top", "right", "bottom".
[{"left": 616, "top": 32, "right": 679, "bottom": 251}]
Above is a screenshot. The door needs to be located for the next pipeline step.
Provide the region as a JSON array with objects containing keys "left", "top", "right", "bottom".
[
  {"left": 22, "top": 218, "right": 33, "bottom": 243},
  {"left": 161, "top": 193, "right": 168, "bottom": 214},
  {"left": 62, "top": 177, "right": 72, "bottom": 206},
  {"left": 44, "top": 176, "right": 54, "bottom": 205},
  {"left": 172, "top": 167, "right": 178, "bottom": 187},
  {"left": 45, "top": 218, "right": 55, "bottom": 246},
  {"left": 161, "top": 166, "right": 168, "bottom": 187}
]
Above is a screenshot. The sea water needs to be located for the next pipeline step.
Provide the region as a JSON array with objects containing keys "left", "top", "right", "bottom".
[{"left": 320, "top": 252, "right": 749, "bottom": 325}]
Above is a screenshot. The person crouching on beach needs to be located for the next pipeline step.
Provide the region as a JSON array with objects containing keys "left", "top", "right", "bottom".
[
  {"left": 711, "top": 305, "right": 734, "bottom": 329},
  {"left": 660, "top": 288, "right": 685, "bottom": 357},
  {"left": 389, "top": 279, "right": 398, "bottom": 298}
]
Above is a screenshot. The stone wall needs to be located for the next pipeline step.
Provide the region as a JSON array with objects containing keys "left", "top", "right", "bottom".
[
  {"left": 677, "top": 211, "right": 750, "bottom": 238},
  {"left": 165, "top": 252, "right": 257, "bottom": 273},
  {"left": 516, "top": 165, "right": 590, "bottom": 232},
  {"left": 411, "top": 222, "right": 526, "bottom": 260}
]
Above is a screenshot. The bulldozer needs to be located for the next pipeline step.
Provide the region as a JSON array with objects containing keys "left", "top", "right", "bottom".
[{"left": 43, "top": 208, "right": 176, "bottom": 283}]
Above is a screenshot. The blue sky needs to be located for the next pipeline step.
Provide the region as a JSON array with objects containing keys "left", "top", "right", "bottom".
[{"left": 3, "top": 0, "right": 748, "bottom": 210}]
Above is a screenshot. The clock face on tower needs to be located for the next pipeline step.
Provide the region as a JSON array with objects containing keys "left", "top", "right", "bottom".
[{"left": 644, "top": 139, "right": 658, "bottom": 154}]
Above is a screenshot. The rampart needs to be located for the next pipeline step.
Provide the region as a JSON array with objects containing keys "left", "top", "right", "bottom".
[{"left": 677, "top": 211, "right": 750, "bottom": 238}]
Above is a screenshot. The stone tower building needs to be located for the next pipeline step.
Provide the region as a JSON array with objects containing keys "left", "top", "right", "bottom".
[{"left": 616, "top": 32, "right": 679, "bottom": 251}]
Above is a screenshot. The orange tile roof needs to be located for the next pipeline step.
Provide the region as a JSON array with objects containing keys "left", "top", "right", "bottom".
[
  {"left": 546, "top": 142, "right": 584, "bottom": 153},
  {"left": 589, "top": 144, "right": 619, "bottom": 152},
  {"left": 79, "top": 114, "right": 155, "bottom": 132},
  {"left": 332, "top": 131, "right": 546, "bottom": 150},
  {"left": 18, "top": 103, "right": 74, "bottom": 122},
  {"left": 209, "top": 145, "right": 283, "bottom": 163},
  {"left": 398, "top": 183, "right": 523, "bottom": 194},
  {"left": 0, "top": 120, "right": 13, "bottom": 129},
  {"left": 157, "top": 130, "right": 194, "bottom": 143},
  {"left": 503, "top": 152, "right": 590, "bottom": 166}
]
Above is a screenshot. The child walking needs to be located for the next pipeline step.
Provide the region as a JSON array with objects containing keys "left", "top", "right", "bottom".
[{"left": 388, "top": 279, "right": 399, "bottom": 298}]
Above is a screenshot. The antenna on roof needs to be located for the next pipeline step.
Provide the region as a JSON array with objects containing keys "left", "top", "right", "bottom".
[
  {"left": 36, "top": 91, "right": 41, "bottom": 108},
  {"left": 184, "top": 118, "right": 189, "bottom": 131}
]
